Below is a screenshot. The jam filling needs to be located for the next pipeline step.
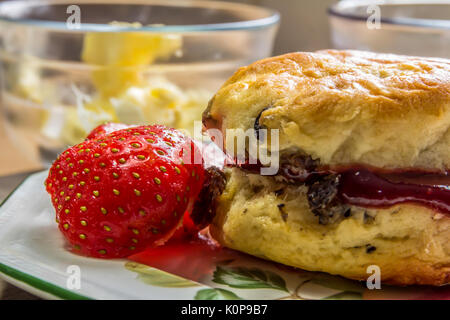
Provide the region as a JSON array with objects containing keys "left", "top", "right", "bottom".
[
  {"left": 339, "top": 169, "right": 450, "bottom": 215},
  {"left": 239, "top": 162, "right": 450, "bottom": 215}
]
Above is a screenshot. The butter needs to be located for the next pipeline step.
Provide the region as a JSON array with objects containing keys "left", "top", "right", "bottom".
[{"left": 81, "top": 21, "right": 181, "bottom": 98}]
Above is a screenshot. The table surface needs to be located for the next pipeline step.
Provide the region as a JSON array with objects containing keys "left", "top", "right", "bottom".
[{"left": 0, "top": 171, "right": 42, "bottom": 300}]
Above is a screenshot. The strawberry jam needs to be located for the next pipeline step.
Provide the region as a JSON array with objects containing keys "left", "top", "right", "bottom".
[
  {"left": 240, "top": 161, "right": 450, "bottom": 215},
  {"left": 338, "top": 169, "right": 450, "bottom": 215},
  {"left": 128, "top": 232, "right": 241, "bottom": 282}
]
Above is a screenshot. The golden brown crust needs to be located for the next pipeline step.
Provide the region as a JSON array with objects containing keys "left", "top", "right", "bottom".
[
  {"left": 210, "top": 168, "right": 450, "bottom": 286},
  {"left": 203, "top": 50, "right": 450, "bottom": 170}
]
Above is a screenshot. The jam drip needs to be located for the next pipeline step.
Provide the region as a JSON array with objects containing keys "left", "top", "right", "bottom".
[{"left": 338, "top": 169, "right": 450, "bottom": 215}]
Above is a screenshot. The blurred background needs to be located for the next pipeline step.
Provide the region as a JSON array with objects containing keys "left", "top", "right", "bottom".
[
  {"left": 0, "top": 0, "right": 335, "bottom": 176},
  {"left": 228, "top": 0, "right": 335, "bottom": 55}
]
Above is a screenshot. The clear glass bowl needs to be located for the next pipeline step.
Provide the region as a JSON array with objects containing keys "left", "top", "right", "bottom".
[
  {"left": 0, "top": 0, "right": 279, "bottom": 165},
  {"left": 328, "top": 0, "right": 450, "bottom": 58}
]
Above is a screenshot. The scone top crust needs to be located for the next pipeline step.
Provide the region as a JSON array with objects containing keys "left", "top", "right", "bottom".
[{"left": 203, "top": 50, "right": 450, "bottom": 170}]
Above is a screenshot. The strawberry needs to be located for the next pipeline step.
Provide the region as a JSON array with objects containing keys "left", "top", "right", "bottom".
[
  {"left": 85, "top": 122, "right": 133, "bottom": 140},
  {"left": 45, "top": 125, "right": 205, "bottom": 258}
]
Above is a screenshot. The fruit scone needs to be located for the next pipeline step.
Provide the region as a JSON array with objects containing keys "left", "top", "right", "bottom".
[{"left": 202, "top": 50, "right": 450, "bottom": 286}]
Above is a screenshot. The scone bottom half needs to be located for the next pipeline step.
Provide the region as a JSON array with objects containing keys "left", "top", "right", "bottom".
[
  {"left": 197, "top": 150, "right": 450, "bottom": 286},
  {"left": 199, "top": 50, "right": 450, "bottom": 286},
  {"left": 208, "top": 168, "right": 450, "bottom": 286}
]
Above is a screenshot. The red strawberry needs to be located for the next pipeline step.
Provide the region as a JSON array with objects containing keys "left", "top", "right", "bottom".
[
  {"left": 45, "top": 125, "right": 205, "bottom": 258},
  {"left": 86, "top": 123, "right": 133, "bottom": 140}
]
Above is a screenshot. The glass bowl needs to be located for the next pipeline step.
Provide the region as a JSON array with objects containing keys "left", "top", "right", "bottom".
[
  {"left": 0, "top": 0, "right": 279, "bottom": 165},
  {"left": 328, "top": 0, "right": 450, "bottom": 58}
]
